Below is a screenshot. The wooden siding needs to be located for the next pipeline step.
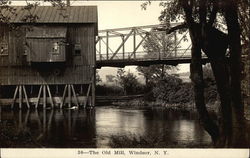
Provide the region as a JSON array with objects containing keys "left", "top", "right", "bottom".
[
  {"left": 0, "top": 24, "right": 96, "bottom": 85},
  {"left": 26, "top": 26, "right": 67, "bottom": 62}
]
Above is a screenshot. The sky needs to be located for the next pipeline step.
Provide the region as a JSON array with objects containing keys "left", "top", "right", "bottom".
[{"left": 11, "top": 1, "right": 190, "bottom": 82}]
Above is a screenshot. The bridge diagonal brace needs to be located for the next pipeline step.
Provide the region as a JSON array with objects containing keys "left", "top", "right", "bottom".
[
  {"left": 129, "top": 33, "right": 148, "bottom": 58},
  {"left": 110, "top": 29, "right": 134, "bottom": 60}
]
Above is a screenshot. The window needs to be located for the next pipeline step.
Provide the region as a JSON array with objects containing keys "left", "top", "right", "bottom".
[
  {"left": 0, "top": 43, "right": 8, "bottom": 55},
  {"left": 74, "top": 43, "right": 81, "bottom": 56},
  {"left": 52, "top": 42, "right": 60, "bottom": 54}
]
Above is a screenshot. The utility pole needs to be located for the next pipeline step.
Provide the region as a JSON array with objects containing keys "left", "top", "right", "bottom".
[{"left": 66, "top": 0, "right": 70, "bottom": 6}]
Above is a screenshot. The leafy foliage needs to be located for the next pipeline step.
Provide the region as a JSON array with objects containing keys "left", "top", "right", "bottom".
[{"left": 116, "top": 68, "right": 144, "bottom": 95}]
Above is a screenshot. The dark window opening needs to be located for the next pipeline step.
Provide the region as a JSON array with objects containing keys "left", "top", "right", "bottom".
[{"left": 74, "top": 43, "right": 81, "bottom": 56}]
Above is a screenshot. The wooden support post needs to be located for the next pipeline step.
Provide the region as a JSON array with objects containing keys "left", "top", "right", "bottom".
[
  {"left": 60, "top": 85, "right": 68, "bottom": 109},
  {"left": 11, "top": 86, "right": 19, "bottom": 109},
  {"left": 46, "top": 85, "right": 54, "bottom": 108},
  {"left": 22, "top": 85, "right": 30, "bottom": 109},
  {"left": 92, "top": 68, "right": 96, "bottom": 107},
  {"left": 43, "top": 85, "right": 46, "bottom": 109},
  {"left": 84, "top": 84, "right": 91, "bottom": 108},
  {"left": 71, "top": 85, "right": 79, "bottom": 108},
  {"left": 19, "top": 85, "right": 22, "bottom": 109},
  {"left": 68, "top": 84, "right": 71, "bottom": 108},
  {"left": 36, "top": 85, "right": 42, "bottom": 109}
]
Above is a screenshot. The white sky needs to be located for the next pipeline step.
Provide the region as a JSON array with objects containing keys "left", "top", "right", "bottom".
[{"left": 11, "top": 1, "right": 190, "bottom": 82}]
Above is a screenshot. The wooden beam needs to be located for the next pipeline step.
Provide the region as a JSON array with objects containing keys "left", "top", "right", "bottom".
[
  {"left": 19, "top": 85, "right": 22, "bottom": 109},
  {"left": 92, "top": 68, "right": 96, "bottom": 107},
  {"left": 22, "top": 85, "right": 30, "bottom": 109},
  {"left": 60, "top": 84, "right": 68, "bottom": 109},
  {"left": 46, "top": 85, "right": 54, "bottom": 108},
  {"left": 43, "top": 85, "right": 46, "bottom": 109},
  {"left": 68, "top": 84, "right": 71, "bottom": 108},
  {"left": 36, "top": 85, "right": 42, "bottom": 109},
  {"left": 71, "top": 85, "right": 79, "bottom": 108},
  {"left": 11, "top": 86, "right": 18, "bottom": 109},
  {"left": 84, "top": 84, "right": 91, "bottom": 108}
]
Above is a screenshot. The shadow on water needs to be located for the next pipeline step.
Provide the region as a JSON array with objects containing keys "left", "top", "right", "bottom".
[{"left": 0, "top": 106, "right": 212, "bottom": 148}]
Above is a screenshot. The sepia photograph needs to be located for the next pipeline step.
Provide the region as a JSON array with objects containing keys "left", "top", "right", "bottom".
[{"left": 0, "top": 0, "right": 249, "bottom": 157}]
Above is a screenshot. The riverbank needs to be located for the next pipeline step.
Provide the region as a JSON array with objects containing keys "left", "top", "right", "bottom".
[{"left": 111, "top": 98, "right": 219, "bottom": 113}]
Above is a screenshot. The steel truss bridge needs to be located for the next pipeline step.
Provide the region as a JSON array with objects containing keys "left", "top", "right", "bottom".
[{"left": 95, "top": 23, "right": 208, "bottom": 68}]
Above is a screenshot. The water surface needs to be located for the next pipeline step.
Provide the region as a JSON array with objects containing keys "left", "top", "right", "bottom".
[{"left": 0, "top": 106, "right": 212, "bottom": 147}]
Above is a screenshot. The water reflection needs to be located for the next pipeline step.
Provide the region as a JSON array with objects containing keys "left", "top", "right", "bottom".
[{"left": 0, "top": 106, "right": 212, "bottom": 148}]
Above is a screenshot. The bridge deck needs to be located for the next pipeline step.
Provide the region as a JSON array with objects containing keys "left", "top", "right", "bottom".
[{"left": 96, "top": 57, "right": 209, "bottom": 68}]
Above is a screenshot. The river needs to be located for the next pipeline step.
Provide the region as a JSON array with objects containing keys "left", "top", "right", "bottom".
[{"left": 0, "top": 106, "right": 212, "bottom": 148}]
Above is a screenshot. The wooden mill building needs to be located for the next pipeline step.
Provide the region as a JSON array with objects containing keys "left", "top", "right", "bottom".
[{"left": 0, "top": 6, "right": 98, "bottom": 108}]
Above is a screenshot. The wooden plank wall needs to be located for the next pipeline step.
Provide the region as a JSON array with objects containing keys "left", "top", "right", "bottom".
[{"left": 0, "top": 24, "right": 96, "bottom": 85}]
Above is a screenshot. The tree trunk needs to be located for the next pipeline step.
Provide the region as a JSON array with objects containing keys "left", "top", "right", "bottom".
[
  {"left": 201, "top": 25, "right": 233, "bottom": 147},
  {"left": 189, "top": 26, "right": 220, "bottom": 142},
  {"left": 225, "top": 1, "right": 247, "bottom": 147}
]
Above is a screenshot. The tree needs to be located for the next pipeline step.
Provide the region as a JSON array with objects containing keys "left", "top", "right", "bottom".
[
  {"left": 137, "top": 29, "right": 176, "bottom": 85},
  {"left": 116, "top": 68, "right": 142, "bottom": 95},
  {"left": 143, "top": 0, "right": 249, "bottom": 147}
]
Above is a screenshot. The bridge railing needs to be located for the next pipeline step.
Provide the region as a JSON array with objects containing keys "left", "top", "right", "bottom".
[
  {"left": 96, "top": 48, "right": 194, "bottom": 61},
  {"left": 96, "top": 24, "right": 208, "bottom": 64}
]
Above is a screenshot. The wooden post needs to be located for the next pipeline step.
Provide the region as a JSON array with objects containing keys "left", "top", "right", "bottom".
[
  {"left": 22, "top": 85, "right": 30, "bottom": 109},
  {"left": 46, "top": 85, "right": 54, "bottom": 108},
  {"left": 60, "top": 85, "right": 68, "bottom": 109},
  {"left": 19, "top": 85, "right": 22, "bottom": 109},
  {"left": 43, "top": 85, "right": 46, "bottom": 109},
  {"left": 68, "top": 84, "right": 71, "bottom": 108},
  {"left": 36, "top": 85, "right": 43, "bottom": 109},
  {"left": 11, "top": 86, "right": 19, "bottom": 109},
  {"left": 71, "top": 85, "right": 79, "bottom": 108},
  {"left": 84, "top": 84, "right": 91, "bottom": 108},
  {"left": 92, "top": 67, "right": 96, "bottom": 107}
]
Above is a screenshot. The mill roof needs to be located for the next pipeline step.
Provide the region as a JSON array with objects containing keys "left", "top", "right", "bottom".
[{"left": 0, "top": 6, "right": 98, "bottom": 24}]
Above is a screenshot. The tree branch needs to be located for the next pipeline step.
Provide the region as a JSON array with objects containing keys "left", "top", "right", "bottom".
[{"left": 154, "top": 23, "right": 188, "bottom": 34}]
